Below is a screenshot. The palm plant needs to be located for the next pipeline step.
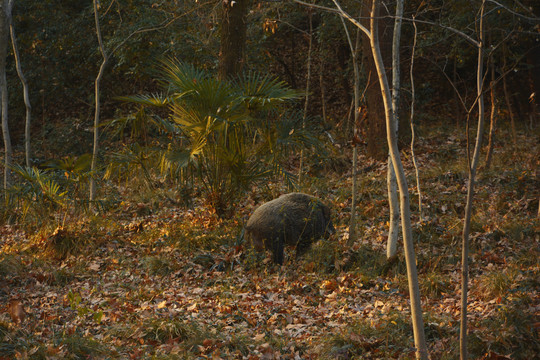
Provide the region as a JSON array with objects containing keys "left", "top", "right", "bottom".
[
  {"left": 5, "top": 154, "right": 93, "bottom": 226},
  {"left": 116, "top": 59, "right": 321, "bottom": 216},
  {"left": 7, "top": 165, "right": 67, "bottom": 225}
]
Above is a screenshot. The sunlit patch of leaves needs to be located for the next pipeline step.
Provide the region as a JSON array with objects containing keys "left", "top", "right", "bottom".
[
  {"left": 334, "top": 244, "right": 388, "bottom": 276},
  {"left": 421, "top": 272, "right": 452, "bottom": 299},
  {"left": 142, "top": 255, "right": 176, "bottom": 276},
  {"left": 143, "top": 318, "right": 197, "bottom": 343},
  {"left": 319, "top": 311, "right": 414, "bottom": 359},
  {"left": 43, "top": 226, "right": 87, "bottom": 259},
  {"left": 0, "top": 254, "right": 24, "bottom": 278},
  {"left": 56, "top": 333, "right": 109, "bottom": 359},
  {"left": 300, "top": 239, "right": 338, "bottom": 273},
  {"left": 469, "top": 300, "right": 540, "bottom": 360}
]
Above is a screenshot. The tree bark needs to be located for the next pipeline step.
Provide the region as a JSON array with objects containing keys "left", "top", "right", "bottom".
[
  {"left": 299, "top": 9, "right": 313, "bottom": 186},
  {"left": 502, "top": 45, "right": 517, "bottom": 147},
  {"left": 361, "top": 0, "right": 391, "bottom": 161},
  {"left": 218, "top": 0, "right": 248, "bottom": 80},
  {"left": 484, "top": 61, "right": 497, "bottom": 170},
  {"left": 369, "top": 1, "right": 428, "bottom": 358},
  {"left": 409, "top": 17, "right": 422, "bottom": 222},
  {"left": 10, "top": 20, "right": 32, "bottom": 168},
  {"left": 386, "top": 0, "right": 403, "bottom": 260},
  {"left": 335, "top": 8, "right": 360, "bottom": 245},
  {"left": 0, "top": 0, "right": 12, "bottom": 191},
  {"left": 460, "top": 2, "right": 486, "bottom": 359},
  {"left": 89, "top": 0, "right": 109, "bottom": 203}
]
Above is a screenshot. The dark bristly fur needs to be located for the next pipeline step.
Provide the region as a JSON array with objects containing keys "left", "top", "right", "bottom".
[{"left": 245, "top": 193, "right": 334, "bottom": 264}]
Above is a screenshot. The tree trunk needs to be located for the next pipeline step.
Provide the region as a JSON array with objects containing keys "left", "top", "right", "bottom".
[
  {"left": 0, "top": 0, "right": 12, "bottom": 191},
  {"left": 319, "top": 58, "right": 327, "bottom": 123},
  {"left": 484, "top": 61, "right": 497, "bottom": 170},
  {"left": 369, "top": 1, "right": 428, "bottom": 358},
  {"left": 460, "top": 2, "right": 486, "bottom": 359},
  {"left": 218, "top": 0, "right": 248, "bottom": 80},
  {"left": 89, "top": 0, "right": 109, "bottom": 203},
  {"left": 350, "top": 145, "right": 358, "bottom": 243},
  {"left": 525, "top": 40, "right": 539, "bottom": 128},
  {"left": 299, "top": 9, "right": 313, "bottom": 186},
  {"left": 336, "top": 11, "right": 360, "bottom": 245},
  {"left": 502, "top": 47, "right": 517, "bottom": 147},
  {"left": 409, "top": 17, "right": 422, "bottom": 222},
  {"left": 454, "top": 54, "right": 462, "bottom": 127},
  {"left": 386, "top": 0, "right": 403, "bottom": 260},
  {"left": 10, "top": 21, "right": 31, "bottom": 168},
  {"left": 361, "top": 0, "right": 391, "bottom": 161}
]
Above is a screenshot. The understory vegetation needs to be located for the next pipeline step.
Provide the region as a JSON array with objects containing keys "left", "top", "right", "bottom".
[
  {"left": 0, "top": 1, "right": 538, "bottom": 359},
  {"left": 0, "top": 123, "right": 538, "bottom": 359}
]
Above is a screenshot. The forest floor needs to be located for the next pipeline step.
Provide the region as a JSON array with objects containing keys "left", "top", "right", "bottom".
[{"left": 0, "top": 125, "right": 539, "bottom": 359}]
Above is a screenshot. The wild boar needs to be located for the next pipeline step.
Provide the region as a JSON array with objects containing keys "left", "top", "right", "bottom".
[{"left": 245, "top": 193, "right": 334, "bottom": 264}]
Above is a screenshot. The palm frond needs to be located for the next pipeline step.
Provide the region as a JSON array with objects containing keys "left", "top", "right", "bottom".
[
  {"left": 10, "top": 164, "right": 67, "bottom": 207},
  {"left": 150, "top": 115, "right": 181, "bottom": 134},
  {"left": 115, "top": 93, "right": 170, "bottom": 107},
  {"left": 270, "top": 162, "right": 298, "bottom": 190},
  {"left": 46, "top": 154, "right": 92, "bottom": 174},
  {"left": 11, "top": 164, "right": 45, "bottom": 183},
  {"left": 162, "top": 148, "right": 193, "bottom": 169},
  {"left": 235, "top": 72, "right": 302, "bottom": 109},
  {"left": 158, "top": 59, "right": 210, "bottom": 94}
]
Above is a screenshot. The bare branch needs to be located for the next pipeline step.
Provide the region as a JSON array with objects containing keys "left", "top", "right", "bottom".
[
  {"left": 398, "top": 16, "right": 479, "bottom": 47},
  {"left": 110, "top": 1, "right": 216, "bottom": 56},
  {"left": 487, "top": 0, "right": 540, "bottom": 22},
  {"left": 292, "top": 0, "right": 370, "bottom": 37}
]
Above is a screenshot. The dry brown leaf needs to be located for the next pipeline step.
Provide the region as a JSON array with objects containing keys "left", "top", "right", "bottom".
[{"left": 8, "top": 300, "right": 26, "bottom": 324}]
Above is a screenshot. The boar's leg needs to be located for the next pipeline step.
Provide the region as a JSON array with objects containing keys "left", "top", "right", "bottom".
[{"left": 271, "top": 235, "right": 285, "bottom": 265}]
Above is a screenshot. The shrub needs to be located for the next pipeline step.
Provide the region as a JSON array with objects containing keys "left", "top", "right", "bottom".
[{"left": 114, "top": 60, "right": 325, "bottom": 217}]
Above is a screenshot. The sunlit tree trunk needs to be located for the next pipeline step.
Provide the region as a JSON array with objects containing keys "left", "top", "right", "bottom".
[
  {"left": 370, "top": 1, "right": 428, "bottom": 357},
  {"left": 368, "top": 1, "right": 428, "bottom": 357},
  {"left": 460, "top": 2, "right": 486, "bottom": 358},
  {"left": 409, "top": 17, "right": 422, "bottom": 222},
  {"left": 0, "top": 0, "right": 12, "bottom": 191},
  {"left": 89, "top": 0, "right": 109, "bottom": 203},
  {"left": 386, "top": 0, "right": 403, "bottom": 260},
  {"left": 218, "top": 0, "right": 248, "bottom": 80},
  {"left": 484, "top": 61, "right": 497, "bottom": 170},
  {"left": 10, "top": 19, "right": 31, "bottom": 167}
]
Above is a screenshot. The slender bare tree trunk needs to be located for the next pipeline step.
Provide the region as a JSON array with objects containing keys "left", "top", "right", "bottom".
[
  {"left": 340, "top": 15, "right": 361, "bottom": 245},
  {"left": 89, "top": 0, "right": 109, "bottom": 203},
  {"left": 484, "top": 61, "right": 497, "bottom": 169},
  {"left": 298, "top": 9, "right": 313, "bottom": 186},
  {"left": 10, "top": 20, "right": 31, "bottom": 167},
  {"left": 502, "top": 44, "right": 517, "bottom": 147},
  {"left": 369, "top": 1, "right": 427, "bottom": 358},
  {"left": 454, "top": 54, "right": 461, "bottom": 127},
  {"left": 0, "top": 0, "right": 12, "bottom": 191},
  {"left": 319, "top": 58, "right": 327, "bottom": 123},
  {"left": 409, "top": 17, "right": 422, "bottom": 221},
  {"left": 460, "top": 2, "right": 486, "bottom": 359},
  {"left": 386, "top": 0, "right": 403, "bottom": 260},
  {"left": 293, "top": 2, "right": 428, "bottom": 355},
  {"left": 350, "top": 145, "right": 358, "bottom": 243}
]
